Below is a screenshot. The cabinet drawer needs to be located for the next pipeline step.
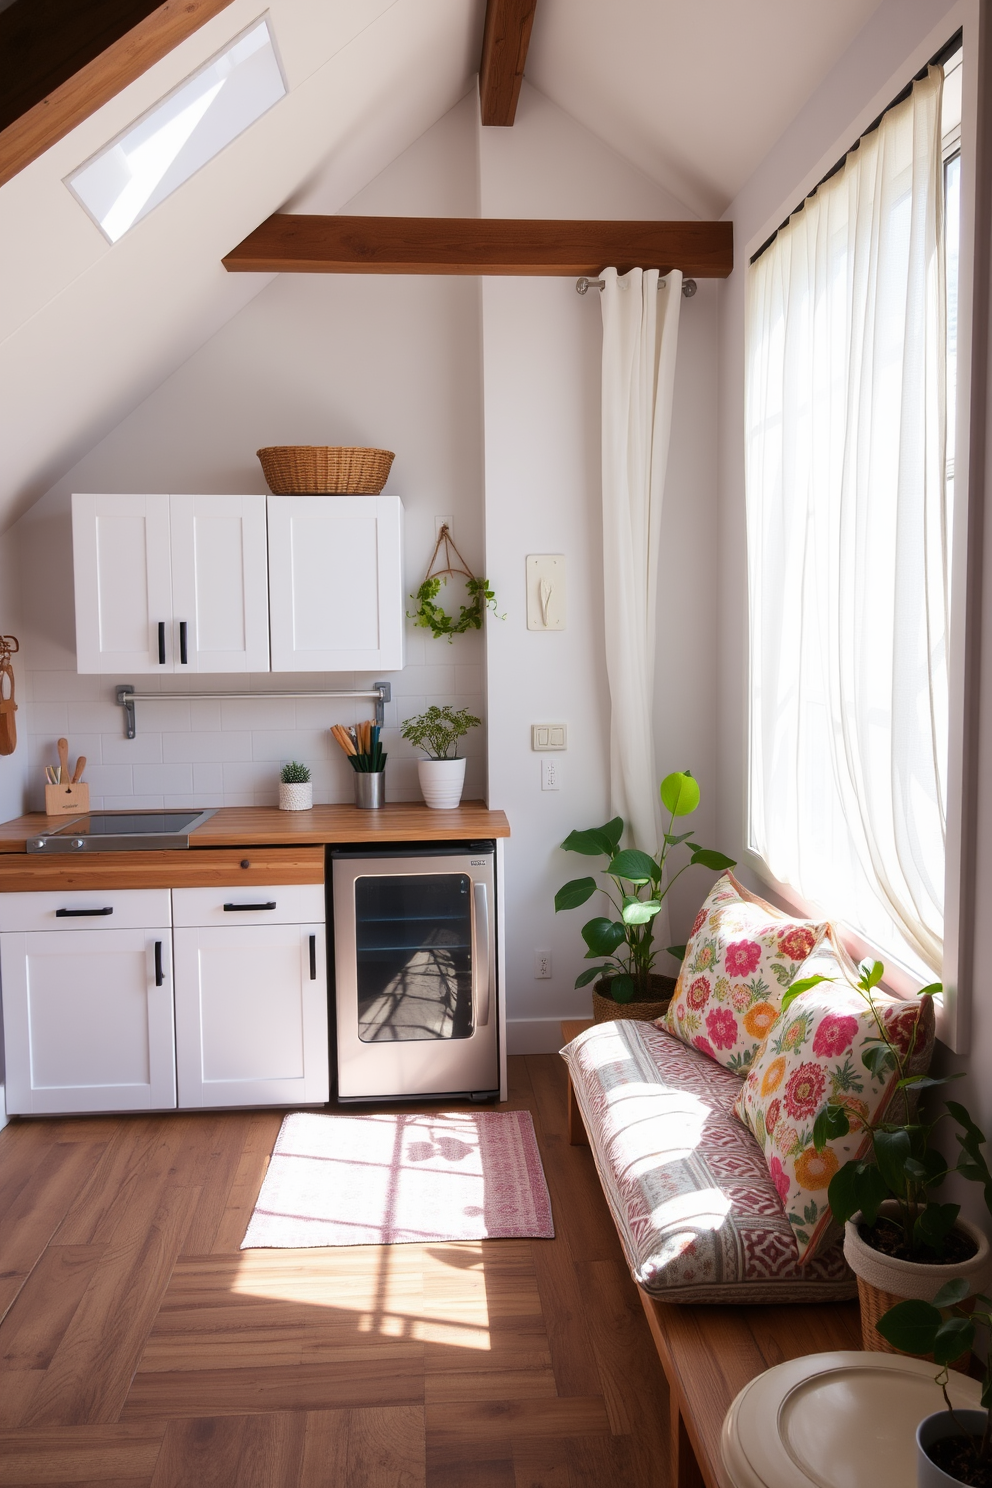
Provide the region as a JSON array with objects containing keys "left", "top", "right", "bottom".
[
  {"left": 172, "top": 883, "right": 324, "bottom": 927},
  {"left": 0, "top": 888, "right": 172, "bottom": 933}
]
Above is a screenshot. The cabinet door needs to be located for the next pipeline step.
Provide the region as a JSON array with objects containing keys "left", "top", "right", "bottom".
[
  {"left": 267, "top": 496, "right": 405, "bottom": 672},
  {"left": 72, "top": 493, "right": 174, "bottom": 673},
  {"left": 173, "top": 923, "right": 328, "bottom": 1107},
  {"left": 170, "top": 495, "right": 270, "bottom": 673},
  {"left": 0, "top": 928, "right": 177, "bottom": 1114}
]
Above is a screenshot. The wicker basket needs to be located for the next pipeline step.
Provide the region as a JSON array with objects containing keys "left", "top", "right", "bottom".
[
  {"left": 256, "top": 446, "right": 395, "bottom": 494},
  {"left": 592, "top": 974, "right": 676, "bottom": 1024},
  {"left": 856, "top": 1275, "right": 973, "bottom": 1368}
]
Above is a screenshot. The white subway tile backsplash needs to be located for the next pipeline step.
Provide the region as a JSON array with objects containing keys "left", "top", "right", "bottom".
[
  {"left": 192, "top": 763, "right": 224, "bottom": 793},
  {"left": 132, "top": 762, "right": 195, "bottom": 795},
  {"left": 85, "top": 764, "right": 135, "bottom": 795},
  {"left": 162, "top": 731, "right": 253, "bottom": 763}
]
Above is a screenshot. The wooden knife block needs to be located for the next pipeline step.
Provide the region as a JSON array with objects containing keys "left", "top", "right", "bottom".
[{"left": 45, "top": 782, "right": 90, "bottom": 815}]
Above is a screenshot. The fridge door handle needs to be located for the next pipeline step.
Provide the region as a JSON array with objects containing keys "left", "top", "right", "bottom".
[{"left": 474, "top": 881, "right": 490, "bottom": 1027}]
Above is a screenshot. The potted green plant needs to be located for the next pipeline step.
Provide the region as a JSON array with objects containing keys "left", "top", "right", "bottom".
[
  {"left": 400, "top": 705, "right": 481, "bottom": 809},
  {"left": 554, "top": 770, "right": 735, "bottom": 1021},
  {"left": 793, "top": 961, "right": 992, "bottom": 1348},
  {"left": 278, "top": 760, "right": 312, "bottom": 811}
]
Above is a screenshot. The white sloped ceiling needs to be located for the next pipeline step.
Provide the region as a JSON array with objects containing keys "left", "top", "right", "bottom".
[{"left": 0, "top": 0, "right": 482, "bottom": 534}]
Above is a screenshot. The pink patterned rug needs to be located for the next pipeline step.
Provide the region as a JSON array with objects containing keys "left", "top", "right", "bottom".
[{"left": 241, "top": 1109, "right": 554, "bottom": 1248}]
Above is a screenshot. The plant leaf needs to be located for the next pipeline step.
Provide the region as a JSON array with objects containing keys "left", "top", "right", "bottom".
[
  {"left": 932, "top": 1277, "right": 973, "bottom": 1310},
  {"left": 862, "top": 1044, "right": 896, "bottom": 1079},
  {"left": 621, "top": 897, "right": 661, "bottom": 926},
  {"left": 875, "top": 1298, "right": 942, "bottom": 1354},
  {"left": 918, "top": 982, "right": 943, "bottom": 998},
  {"left": 554, "top": 878, "right": 597, "bottom": 912},
  {"left": 575, "top": 965, "right": 613, "bottom": 989},
  {"left": 873, "top": 1129, "right": 913, "bottom": 1195},
  {"left": 610, "top": 974, "right": 635, "bottom": 1003},
  {"left": 859, "top": 958, "right": 885, "bottom": 989},
  {"left": 667, "top": 944, "right": 687, "bottom": 961},
  {"left": 581, "top": 917, "right": 627, "bottom": 956},
  {"left": 660, "top": 771, "right": 700, "bottom": 817},
  {"left": 813, "top": 1104, "right": 851, "bottom": 1151},
  {"left": 606, "top": 849, "right": 659, "bottom": 884},
  {"left": 690, "top": 848, "right": 736, "bottom": 871},
  {"left": 602, "top": 816, "right": 625, "bottom": 849},
  {"left": 914, "top": 1202, "right": 960, "bottom": 1251},
  {"left": 561, "top": 827, "right": 615, "bottom": 857},
  {"left": 896, "top": 1073, "right": 964, "bottom": 1091},
  {"left": 780, "top": 974, "right": 833, "bottom": 1013},
  {"left": 664, "top": 831, "right": 695, "bottom": 845},
  {"left": 932, "top": 1316, "right": 975, "bottom": 1365}
]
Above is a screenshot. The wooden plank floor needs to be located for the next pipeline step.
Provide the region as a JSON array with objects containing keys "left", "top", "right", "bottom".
[{"left": 0, "top": 1056, "right": 673, "bottom": 1486}]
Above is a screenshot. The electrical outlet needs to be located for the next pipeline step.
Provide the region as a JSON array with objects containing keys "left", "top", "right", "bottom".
[
  {"left": 535, "top": 950, "right": 552, "bottom": 979},
  {"left": 541, "top": 757, "right": 560, "bottom": 791}
]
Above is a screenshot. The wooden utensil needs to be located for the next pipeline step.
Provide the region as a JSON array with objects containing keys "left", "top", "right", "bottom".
[
  {"left": 71, "top": 755, "right": 86, "bottom": 784},
  {"left": 57, "top": 737, "right": 69, "bottom": 784}
]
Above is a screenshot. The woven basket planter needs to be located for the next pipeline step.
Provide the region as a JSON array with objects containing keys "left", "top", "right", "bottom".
[
  {"left": 257, "top": 446, "right": 395, "bottom": 494},
  {"left": 845, "top": 1203, "right": 991, "bottom": 1361},
  {"left": 592, "top": 974, "right": 676, "bottom": 1024}
]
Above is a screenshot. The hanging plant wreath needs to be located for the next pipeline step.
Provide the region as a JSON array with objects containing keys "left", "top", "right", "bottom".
[{"left": 408, "top": 526, "right": 502, "bottom": 642}]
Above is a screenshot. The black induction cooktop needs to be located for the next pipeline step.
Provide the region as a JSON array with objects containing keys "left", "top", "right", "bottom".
[{"left": 26, "top": 808, "right": 216, "bottom": 853}]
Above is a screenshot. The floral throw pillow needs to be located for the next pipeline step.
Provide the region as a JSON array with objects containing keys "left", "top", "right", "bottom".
[
  {"left": 733, "top": 932, "right": 935, "bottom": 1263},
  {"left": 662, "top": 873, "right": 829, "bottom": 1077}
]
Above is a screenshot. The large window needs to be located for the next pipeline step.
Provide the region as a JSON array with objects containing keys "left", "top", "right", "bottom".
[{"left": 744, "top": 57, "right": 960, "bottom": 983}]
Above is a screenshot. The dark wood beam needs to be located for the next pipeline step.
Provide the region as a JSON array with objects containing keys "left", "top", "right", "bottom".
[
  {"left": 222, "top": 215, "right": 734, "bottom": 279},
  {"left": 0, "top": 0, "right": 236, "bottom": 190},
  {"left": 479, "top": 0, "right": 537, "bottom": 127}
]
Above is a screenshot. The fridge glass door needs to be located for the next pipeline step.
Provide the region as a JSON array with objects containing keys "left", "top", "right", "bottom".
[{"left": 356, "top": 873, "right": 473, "bottom": 1042}]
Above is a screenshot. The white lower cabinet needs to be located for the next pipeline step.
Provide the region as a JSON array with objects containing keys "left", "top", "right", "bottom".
[
  {"left": 173, "top": 922, "right": 328, "bottom": 1107},
  {"left": 1, "top": 925, "right": 176, "bottom": 1115},
  {"left": 0, "top": 883, "right": 328, "bottom": 1115}
]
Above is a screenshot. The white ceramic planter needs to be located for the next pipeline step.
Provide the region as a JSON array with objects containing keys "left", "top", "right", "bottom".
[
  {"left": 278, "top": 781, "right": 313, "bottom": 811},
  {"left": 917, "top": 1410, "right": 990, "bottom": 1486},
  {"left": 418, "top": 757, "right": 466, "bottom": 810},
  {"left": 844, "top": 1202, "right": 992, "bottom": 1303}
]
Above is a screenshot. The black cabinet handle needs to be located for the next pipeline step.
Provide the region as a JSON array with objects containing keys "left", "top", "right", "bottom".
[
  {"left": 309, "top": 934, "right": 317, "bottom": 980},
  {"left": 154, "top": 940, "right": 164, "bottom": 986},
  {"left": 56, "top": 906, "right": 113, "bottom": 917},
  {"left": 223, "top": 901, "right": 277, "bottom": 912},
  {"left": 158, "top": 621, "right": 166, "bottom": 665},
  {"left": 179, "top": 621, "right": 188, "bottom": 665}
]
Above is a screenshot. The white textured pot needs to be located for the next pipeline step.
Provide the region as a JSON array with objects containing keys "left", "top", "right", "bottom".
[
  {"left": 418, "top": 757, "right": 466, "bottom": 809},
  {"left": 844, "top": 1202, "right": 992, "bottom": 1303},
  {"left": 278, "top": 781, "right": 312, "bottom": 811},
  {"left": 917, "top": 1410, "right": 990, "bottom": 1486}
]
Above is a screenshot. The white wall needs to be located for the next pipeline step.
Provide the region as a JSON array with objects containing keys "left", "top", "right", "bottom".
[
  {"left": 13, "top": 93, "right": 487, "bottom": 814},
  {"left": 480, "top": 84, "right": 721, "bottom": 1051}
]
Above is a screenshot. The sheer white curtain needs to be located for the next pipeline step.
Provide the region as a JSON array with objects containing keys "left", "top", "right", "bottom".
[
  {"left": 745, "top": 66, "right": 947, "bottom": 975},
  {"left": 601, "top": 267, "right": 682, "bottom": 855}
]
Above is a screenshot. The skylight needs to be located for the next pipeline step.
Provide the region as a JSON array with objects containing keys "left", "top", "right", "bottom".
[{"left": 66, "top": 17, "right": 286, "bottom": 244}]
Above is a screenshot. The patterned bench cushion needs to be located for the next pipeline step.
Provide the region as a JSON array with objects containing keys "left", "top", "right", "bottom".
[{"left": 561, "top": 1018, "right": 856, "bottom": 1303}]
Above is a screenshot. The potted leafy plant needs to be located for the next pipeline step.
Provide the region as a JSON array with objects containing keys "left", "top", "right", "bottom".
[
  {"left": 400, "top": 705, "right": 481, "bottom": 809},
  {"left": 794, "top": 960, "right": 992, "bottom": 1348},
  {"left": 554, "top": 770, "right": 735, "bottom": 1021},
  {"left": 278, "top": 760, "right": 312, "bottom": 811},
  {"left": 878, "top": 1282, "right": 992, "bottom": 1486}
]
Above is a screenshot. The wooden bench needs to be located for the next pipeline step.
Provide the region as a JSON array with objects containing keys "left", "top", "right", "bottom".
[{"left": 561, "top": 1020, "right": 861, "bottom": 1488}]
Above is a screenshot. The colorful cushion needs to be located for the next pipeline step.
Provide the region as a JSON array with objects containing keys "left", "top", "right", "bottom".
[
  {"left": 560, "top": 1018, "right": 855, "bottom": 1302},
  {"left": 733, "top": 931, "right": 935, "bottom": 1263},
  {"left": 663, "top": 873, "right": 829, "bottom": 1077}
]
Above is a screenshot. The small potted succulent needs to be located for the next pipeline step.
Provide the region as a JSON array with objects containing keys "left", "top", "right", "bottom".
[
  {"left": 554, "top": 770, "right": 735, "bottom": 1021},
  {"left": 400, "top": 705, "right": 481, "bottom": 809},
  {"left": 278, "top": 760, "right": 312, "bottom": 811}
]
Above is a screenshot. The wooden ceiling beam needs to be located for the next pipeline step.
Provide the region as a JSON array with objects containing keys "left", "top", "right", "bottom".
[
  {"left": 0, "top": 0, "right": 236, "bottom": 190},
  {"left": 222, "top": 215, "right": 734, "bottom": 279},
  {"left": 479, "top": 0, "right": 538, "bottom": 127}
]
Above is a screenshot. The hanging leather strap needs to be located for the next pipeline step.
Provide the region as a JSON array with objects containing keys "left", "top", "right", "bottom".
[{"left": 0, "top": 657, "right": 17, "bottom": 755}]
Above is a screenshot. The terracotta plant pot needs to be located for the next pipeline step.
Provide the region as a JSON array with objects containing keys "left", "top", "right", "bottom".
[
  {"left": 592, "top": 974, "right": 676, "bottom": 1024},
  {"left": 418, "top": 758, "right": 466, "bottom": 810},
  {"left": 917, "top": 1409, "right": 990, "bottom": 1487},
  {"left": 844, "top": 1201, "right": 992, "bottom": 1356}
]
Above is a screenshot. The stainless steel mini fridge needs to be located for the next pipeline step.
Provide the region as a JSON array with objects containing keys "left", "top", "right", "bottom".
[{"left": 331, "top": 842, "right": 499, "bottom": 1101}]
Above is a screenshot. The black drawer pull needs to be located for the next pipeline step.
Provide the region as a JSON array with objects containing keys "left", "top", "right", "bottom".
[
  {"left": 179, "top": 620, "right": 188, "bottom": 665},
  {"left": 309, "top": 934, "right": 317, "bottom": 980},
  {"left": 158, "top": 621, "right": 166, "bottom": 665},
  {"left": 154, "top": 940, "right": 164, "bottom": 986},
  {"left": 223, "top": 901, "right": 277, "bottom": 912},
  {"left": 56, "top": 906, "right": 113, "bottom": 917}
]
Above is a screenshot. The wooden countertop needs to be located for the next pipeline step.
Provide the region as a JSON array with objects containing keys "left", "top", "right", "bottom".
[{"left": 0, "top": 801, "right": 510, "bottom": 853}]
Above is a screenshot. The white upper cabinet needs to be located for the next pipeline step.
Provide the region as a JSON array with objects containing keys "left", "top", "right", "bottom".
[
  {"left": 267, "top": 496, "right": 405, "bottom": 672},
  {"left": 72, "top": 493, "right": 269, "bottom": 674},
  {"left": 170, "top": 495, "right": 269, "bottom": 673}
]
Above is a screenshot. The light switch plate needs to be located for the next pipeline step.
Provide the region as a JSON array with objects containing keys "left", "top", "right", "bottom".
[
  {"left": 526, "top": 555, "right": 565, "bottom": 630},
  {"left": 532, "top": 724, "right": 567, "bottom": 751}
]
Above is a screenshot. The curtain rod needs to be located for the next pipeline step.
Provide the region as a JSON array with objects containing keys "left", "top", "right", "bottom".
[
  {"left": 115, "top": 683, "right": 392, "bottom": 739},
  {"left": 750, "top": 27, "right": 962, "bottom": 267},
  {"left": 576, "top": 276, "right": 697, "bottom": 296}
]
